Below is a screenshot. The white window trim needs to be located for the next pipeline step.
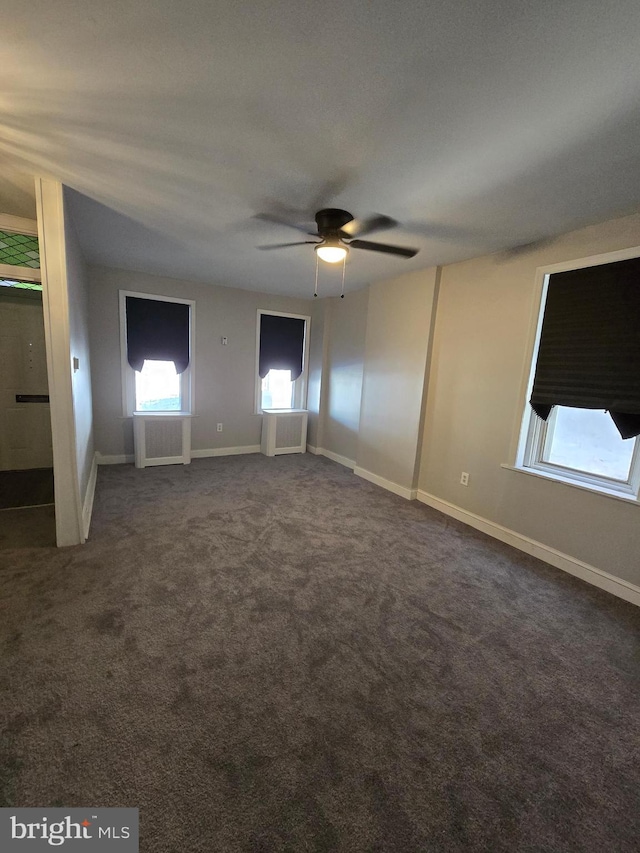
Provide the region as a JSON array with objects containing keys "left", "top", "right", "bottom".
[
  {"left": 512, "top": 244, "right": 640, "bottom": 502},
  {"left": 119, "top": 290, "right": 195, "bottom": 417},
  {"left": 255, "top": 309, "right": 311, "bottom": 414}
]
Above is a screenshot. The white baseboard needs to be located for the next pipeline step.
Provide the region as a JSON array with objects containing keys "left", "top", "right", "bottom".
[
  {"left": 416, "top": 490, "right": 640, "bottom": 608},
  {"left": 354, "top": 466, "right": 417, "bottom": 500},
  {"left": 191, "top": 445, "right": 261, "bottom": 458},
  {"left": 96, "top": 453, "right": 134, "bottom": 465},
  {"left": 97, "top": 446, "right": 261, "bottom": 465},
  {"left": 82, "top": 452, "right": 98, "bottom": 540},
  {"left": 307, "top": 445, "right": 356, "bottom": 470}
]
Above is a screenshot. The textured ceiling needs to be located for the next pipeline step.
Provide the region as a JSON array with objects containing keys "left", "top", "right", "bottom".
[{"left": 2, "top": 0, "right": 640, "bottom": 296}]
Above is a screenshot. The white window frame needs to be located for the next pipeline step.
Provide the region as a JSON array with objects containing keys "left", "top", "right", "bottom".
[
  {"left": 513, "top": 245, "right": 640, "bottom": 502},
  {"left": 255, "top": 309, "right": 311, "bottom": 414},
  {"left": 119, "top": 290, "right": 195, "bottom": 416}
]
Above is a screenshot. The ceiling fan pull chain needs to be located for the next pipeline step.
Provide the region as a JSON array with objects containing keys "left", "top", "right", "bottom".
[
  {"left": 340, "top": 256, "right": 346, "bottom": 298},
  {"left": 314, "top": 252, "right": 319, "bottom": 298}
]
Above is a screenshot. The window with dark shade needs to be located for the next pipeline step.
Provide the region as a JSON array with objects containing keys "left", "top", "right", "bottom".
[
  {"left": 530, "top": 256, "right": 640, "bottom": 439},
  {"left": 126, "top": 296, "right": 190, "bottom": 374},
  {"left": 258, "top": 314, "right": 305, "bottom": 380},
  {"left": 518, "top": 251, "right": 640, "bottom": 500}
]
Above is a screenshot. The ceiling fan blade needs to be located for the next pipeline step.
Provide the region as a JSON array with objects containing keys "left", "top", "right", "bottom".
[
  {"left": 258, "top": 241, "right": 318, "bottom": 250},
  {"left": 349, "top": 239, "right": 418, "bottom": 258},
  {"left": 340, "top": 214, "right": 398, "bottom": 239},
  {"left": 254, "top": 213, "right": 317, "bottom": 236}
]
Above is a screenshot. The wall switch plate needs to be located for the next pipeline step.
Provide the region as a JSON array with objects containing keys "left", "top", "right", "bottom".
[
  {"left": 73, "top": 357, "right": 80, "bottom": 372},
  {"left": 221, "top": 336, "right": 228, "bottom": 345},
  {"left": 460, "top": 472, "right": 469, "bottom": 486},
  {"left": 217, "top": 423, "right": 223, "bottom": 432}
]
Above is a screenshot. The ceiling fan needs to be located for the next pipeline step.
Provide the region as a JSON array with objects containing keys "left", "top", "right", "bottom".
[{"left": 257, "top": 208, "right": 420, "bottom": 263}]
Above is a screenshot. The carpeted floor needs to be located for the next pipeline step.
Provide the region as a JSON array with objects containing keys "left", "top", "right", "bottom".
[
  {"left": 0, "top": 467, "right": 54, "bottom": 509},
  {"left": 0, "top": 504, "right": 56, "bottom": 549},
  {"left": 1, "top": 454, "right": 639, "bottom": 852}
]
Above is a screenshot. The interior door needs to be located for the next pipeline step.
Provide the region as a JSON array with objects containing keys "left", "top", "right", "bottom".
[{"left": 0, "top": 288, "right": 53, "bottom": 470}]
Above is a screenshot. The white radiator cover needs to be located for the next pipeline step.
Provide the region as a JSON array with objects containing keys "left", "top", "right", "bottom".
[
  {"left": 133, "top": 413, "right": 192, "bottom": 468},
  {"left": 261, "top": 408, "right": 308, "bottom": 456}
]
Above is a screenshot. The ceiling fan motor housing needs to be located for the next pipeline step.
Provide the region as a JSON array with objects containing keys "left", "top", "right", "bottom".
[{"left": 315, "top": 208, "right": 353, "bottom": 238}]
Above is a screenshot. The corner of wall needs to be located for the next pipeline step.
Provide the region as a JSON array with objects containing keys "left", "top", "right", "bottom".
[{"left": 36, "top": 177, "right": 86, "bottom": 546}]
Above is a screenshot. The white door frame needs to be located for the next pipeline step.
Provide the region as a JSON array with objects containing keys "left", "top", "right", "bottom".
[{"left": 35, "top": 178, "right": 84, "bottom": 545}]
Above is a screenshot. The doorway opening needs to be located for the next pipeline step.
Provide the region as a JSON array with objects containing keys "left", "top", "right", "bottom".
[{"left": 0, "top": 278, "right": 55, "bottom": 547}]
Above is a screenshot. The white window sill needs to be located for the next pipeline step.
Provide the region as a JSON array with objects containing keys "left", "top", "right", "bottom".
[{"left": 501, "top": 463, "right": 639, "bottom": 506}]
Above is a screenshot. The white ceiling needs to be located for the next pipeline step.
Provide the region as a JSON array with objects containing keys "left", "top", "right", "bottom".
[{"left": 2, "top": 0, "right": 640, "bottom": 297}]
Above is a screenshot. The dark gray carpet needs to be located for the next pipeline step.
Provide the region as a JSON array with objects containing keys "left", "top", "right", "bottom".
[
  {"left": 0, "top": 467, "right": 54, "bottom": 509},
  {"left": 1, "top": 454, "right": 639, "bottom": 852}
]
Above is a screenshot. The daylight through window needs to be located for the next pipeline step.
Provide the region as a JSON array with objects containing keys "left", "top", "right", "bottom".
[
  {"left": 120, "top": 291, "right": 194, "bottom": 416},
  {"left": 518, "top": 252, "right": 640, "bottom": 499},
  {"left": 135, "top": 360, "right": 181, "bottom": 411},
  {"left": 256, "top": 310, "right": 310, "bottom": 412}
]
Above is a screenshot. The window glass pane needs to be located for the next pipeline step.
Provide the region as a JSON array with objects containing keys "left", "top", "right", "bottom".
[
  {"left": 135, "top": 360, "right": 180, "bottom": 411},
  {"left": 261, "top": 369, "right": 293, "bottom": 409},
  {"left": 543, "top": 406, "right": 635, "bottom": 481},
  {"left": 0, "top": 279, "right": 42, "bottom": 291}
]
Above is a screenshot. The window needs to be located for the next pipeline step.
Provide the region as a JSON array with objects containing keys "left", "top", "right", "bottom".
[
  {"left": 120, "top": 291, "right": 195, "bottom": 416},
  {"left": 0, "top": 229, "right": 40, "bottom": 268},
  {"left": 0, "top": 279, "right": 42, "bottom": 291},
  {"left": 255, "top": 310, "right": 310, "bottom": 412},
  {"left": 522, "top": 404, "right": 640, "bottom": 497},
  {"left": 0, "top": 220, "right": 41, "bottom": 287},
  {"left": 135, "top": 360, "right": 181, "bottom": 411},
  {"left": 517, "top": 249, "right": 640, "bottom": 500}
]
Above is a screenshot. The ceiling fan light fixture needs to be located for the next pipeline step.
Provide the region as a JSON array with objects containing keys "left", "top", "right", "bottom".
[{"left": 315, "top": 240, "right": 348, "bottom": 264}]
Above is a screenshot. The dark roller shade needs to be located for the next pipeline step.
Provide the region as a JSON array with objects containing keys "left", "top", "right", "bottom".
[
  {"left": 259, "top": 314, "right": 305, "bottom": 380},
  {"left": 126, "top": 297, "right": 190, "bottom": 374},
  {"left": 529, "top": 256, "right": 640, "bottom": 439}
]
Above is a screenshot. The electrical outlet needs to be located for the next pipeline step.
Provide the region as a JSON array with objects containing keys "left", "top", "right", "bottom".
[
  {"left": 217, "top": 423, "right": 223, "bottom": 432},
  {"left": 460, "top": 472, "right": 469, "bottom": 486}
]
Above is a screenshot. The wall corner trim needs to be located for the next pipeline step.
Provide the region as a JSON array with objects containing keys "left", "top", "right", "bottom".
[
  {"left": 354, "top": 466, "right": 417, "bottom": 500},
  {"left": 82, "top": 452, "right": 99, "bottom": 539},
  {"left": 308, "top": 445, "right": 356, "bottom": 470},
  {"left": 416, "top": 490, "right": 640, "bottom": 608}
]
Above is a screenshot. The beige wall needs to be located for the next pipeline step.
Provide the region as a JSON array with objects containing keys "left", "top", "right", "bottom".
[
  {"left": 306, "top": 298, "right": 327, "bottom": 450},
  {"left": 357, "top": 268, "right": 438, "bottom": 491},
  {"left": 419, "top": 211, "right": 640, "bottom": 585},
  {"left": 321, "top": 288, "right": 369, "bottom": 464},
  {"left": 89, "top": 266, "right": 312, "bottom": 457}
]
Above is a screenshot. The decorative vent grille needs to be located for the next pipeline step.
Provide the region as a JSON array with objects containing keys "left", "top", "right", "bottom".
[
  {"left": 261, "top": 409, "right": 308, "bottom": 456},
  {"left": 276, "top": 414, "right": 304, "bottom": 449},
  {"left": 146, "top": 420, "right": 184, "bottom": 458},
  {"left": 0, "top": 231, "right": 40, "bottom": 268},
  {"left": 133, "top": 415, "right": 191, "bottom": 468}
]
